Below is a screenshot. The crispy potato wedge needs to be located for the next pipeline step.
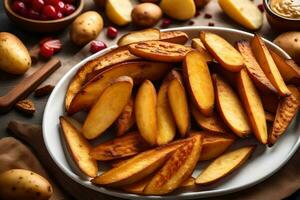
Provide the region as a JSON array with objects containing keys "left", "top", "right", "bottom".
[
  {"left": 144, "top": 135, "right": 203, "bottom": 195},
  {"left": 183, "top": 50, "right": 215, "bottom": 116},
  {"left": 90, "top": 132, "right": 150, "bottom": 161},
  {"left": 115, "top": 96, "right": 135, "bottom": 136},
  {"left": 160, "top": 31, "right": 189, "bottom": 45},
  {"left": 237, "top": 69, "right": 268, "bottom": 144},
  {"left": 180, "top": 177, "right": 196, "bottom": 187},
  {"left": 213, "top": 74, "right": 251, "bottom": 137},
  {"left": 270, "top": 50, "right": 300, "bottom": 86},
  {"left": 91, "top": 139, "right": 186, "bottom": 187},
  {"left": 191, "top": 38, "right": 213, "bottom": 63},
  {"left": 157, "top": 73, "right": 176, "bottom": 145},
  {"left": 82, "top": 76, "right": 133, "bottom": 139},
  {"left": 168, "top": 70, "right": 190, "bottom": 137},
  {"left": 265, "top": 111, "right": 275, "bottom": 122},
  {"left": 117, "top": 28, "right": 160, "bottom": 46},
  {"left": 135, "top": 80, "right": 158, "bottom": 145},
  {"left": 196, "top": 146, "right": 255, "bottom": 185},
  {"left": 268, "top": 85, "right": 300, "bottom": 146},
  {"left": 129, "top": 41, "right": 192, "bottom": 62},
  {"left": 60, "top": 116, "right": 98, "bottom": 177},
  {"left": 69, "top": 61, "right": 172, "bottom": 114},
  {"left": 251, "top": 35, "right": 291, "bottom": 96},
  {"left": 236, "top": 40, "right": 277, "bottom": 93},
  {"left": 200, "top": 32, "right": 244, "bottom": 72},
  {"left": 260, "top": 92, "right": 280, "bottom": 113}
]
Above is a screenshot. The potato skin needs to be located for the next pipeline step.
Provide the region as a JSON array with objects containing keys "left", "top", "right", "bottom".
[
  {"left": 0, "top": 169, "right": 53, "bottom": 200},
  {"left": 132, "top": 3, "right": 162, "bottom": 27},
  {"left": 70, "top": 11, "right": 103, "bottom": 46},
  {"left": 0, "top": 32, "right": 31, "bottom": 75}
]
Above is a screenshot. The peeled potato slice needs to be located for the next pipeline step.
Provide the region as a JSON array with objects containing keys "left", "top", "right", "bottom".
[
  {"left": 191, "top": 38, "right": 213, "bottom": 63},
  {"left": 106, "top": 0, "right": 133, "bottom": 26},
  {"left": 117, "top": 28, "right": 160, "bottom": 46},
  {"left": 115, "top": 96, "right": 135, "bottom": 136}
]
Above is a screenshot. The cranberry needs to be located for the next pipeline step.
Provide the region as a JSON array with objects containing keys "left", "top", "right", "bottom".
[
  {"left": 90, "top": 41, "right": 107, "bottom": 53},
  {"left": 56, "top": 11, "right": 63, "bottom": 19},
  {"left": 56, "top": 1, "right": 65, "bottom": 13},
  {"left": 208, "top": 22, "right": 215, "bottom": 26},
  {"left": 107, "top": 26, "right": 118, "bottom": 39},
  {"left": 40, "top": 44, "right": 54, "bottom": 58},
  {"left": 32, "top": 0, "right": 44, "bottom": 11},
  {"left": 43, "top": 39, "right": 62, "bottom": 53},
  {"left": 194, "top": 10, "right": 200, "bottom": 17},
  {"left": 257, "top": 4, "right": 264, "bottom": 12},
  {"left": 63, "top": 0, "right": 74, "bottom": 4},
  {"left": 63, "top": 4, "right": 75, "bottom": 15},
  {"left": 160, "top": 18, "right": 172, "bottom": 28},
  {"left": 12, "top": 1, "right": 27, "bottom": 16},
  {"left": 19, "top": 0, "right": 31, "bottom": 4},
  {"left": 45, "top": 0, "right": 60, "bottom": 6},
  {"left": 204, "top": 13, "right": 212, "bottom": 19},
  {"left": 28, "top": 9, "right": 40, "bottom": 19},
  {"left": 188, "top": 20, "right": 194, "bottom": 25},
  {"left": 42, "top": 5, "right": 57, "bottom": 19},
  {"left": 40, "top": 14, "right": 49, "bottom": 20},
  {"left": 39, "top": 37, "right": 53, "bottom": 46}
]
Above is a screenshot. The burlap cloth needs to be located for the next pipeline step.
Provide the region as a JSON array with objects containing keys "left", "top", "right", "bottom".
[{"left": 1, "top": 0, "right": 299, "bottom": 199}]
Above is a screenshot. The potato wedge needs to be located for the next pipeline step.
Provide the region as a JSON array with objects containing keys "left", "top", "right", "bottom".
[
  {"left": 69, "top": 61, "right": 172, "bottom": 114},
  {"left": 183, "top": 50, "right": 215, "bottom": 116},
  {"left": 117, "top": 28, "right": 160, "bottom": 46},
  {"left": 90, "top": 132, "right": 150, "bottom": 161},
  {"left": 115, "top": 96, "right": 135, "bottom": 136},
  {"left": 60, "top": 116, "right": 98, "bottom": 177},
  {"left": 160, "top": 31, "right": 189, "bottom": 44},
  {"left": 144, "top": 134, "right": 203, "bottom": 195},
  {"left": 200, "top": 32, "right": 244, "bottom": 72},
  {"left": 135, "top": 80, "right": 158, "bottom": 145},
  {"left": 268, "top": 85, "right": 300, "bottom": 146},
  {"left": 270, "top": 50, "right": 300, "bottom": 86},
  {"left": 106, "top": 0, "right": 133, "bottom": 26},
  {"left": 237, "top": 69, "right": 268, "bottom": 144},
  {"left": 213, "top": 74, "right": 251, "bottom": 137},
  {"left": 236, "top": 40, "right": 277, "bottom": 93},
  {"left": 168, "top": 70, "right": 190, "bottom": 137},
  {"left": 82, "top": 76, "right": 133, "bottom": 139},
  {"left": 191, "top": 38, "right": 213, "bottom": 63},
  {"left": 196, "top": 146, "right": 255, "bottom": 185},
  {"left": 251, "top": 34, "right": 291, "bottom": 96},
  {"left": 129, "top": 41, "right": 192, "bottom": 62}
]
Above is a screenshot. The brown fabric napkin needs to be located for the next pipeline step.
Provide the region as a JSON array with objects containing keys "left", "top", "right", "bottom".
[{"left": 4, "top": 120, "right": 300, "bottom": 200}]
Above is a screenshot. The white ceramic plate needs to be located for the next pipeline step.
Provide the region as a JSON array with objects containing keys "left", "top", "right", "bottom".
[{"left": 43, "top": 27, "right": 300, "bottom": 199}]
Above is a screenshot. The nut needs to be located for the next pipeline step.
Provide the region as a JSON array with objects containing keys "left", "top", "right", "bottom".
[
  {"left": 34, "top": 84, "right": 55, "bottom": 97},
  {"left": 15, "top": 99, "right": 36, "bottom": 115}
]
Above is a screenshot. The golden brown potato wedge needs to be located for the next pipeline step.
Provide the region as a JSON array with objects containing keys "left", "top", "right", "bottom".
[
  {"left": 260, "top": 92, "right": 280, "bottom": 114},
  {"left": 251, "top": 34, "right": 291, "bottom": 96},
  {"left": 115, "top": 96, "right": 135, "bottom": 136},
  {"left": 200, "top": 32, "right": 244, "bottom": 72},
  {"left": 68, "top": 61, "right": 172, "bottom": 114},
  {"left": 135, "top": 80, "right": 158, "bottom": 145},
  {"left": 265, "top": 111, "right": 275, "bottom": 122},
  {"left": 60, "top": 116, "right": 98, "bottom": 177},
  {"left": 129, "top": 41, "right": 192, "bottom": 62},
  {"left": 237, "top": 69, "right": 268, "bottom": 144},
  {"left": 82, "top": 76, "right": 133, "bottom": 139},
  {"left": 191, "top": 38, "right": 213, "bottom": 63},
  {"left": 160, "top": 31, "right": 189, "bottom": 44},
  {"left": 117, "top": 28, "right": 161, "bottom": 46},
  {"left": 183, "top": 50, "right": 215, "bottom": 116},
  {"left": 268, "top": 85, "right": 300, "bottom": 146},
  {"left": 213, "top": 74, "right": 251, "bottom": 137},
  {"left": 236, "top": 40, "right": 277, "bottom": 93},
  {"left": 180, "top": 177, "right": 196, "bottom": 187},
  {"left": 196, "top": 146, "right": 255, "bottom": 185},
  {"left": 144, "top": 134, "right": 203, "bottom": 195},
  {"left": 90, "top": 132, "right": 150, "bottom": 161},
  {"left": 270, "top": 50, "right": 300, "bottom": 86},
  {"left": 168, "top": 70, "right": 190, "bottom": 137}
]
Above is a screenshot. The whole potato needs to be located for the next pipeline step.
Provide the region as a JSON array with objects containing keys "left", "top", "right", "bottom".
[
  {"left": 0, "top": 169, "right": 53, "bottom": 200},
  {"left": 0, "top": 32, "right": 31, "bottom": 75},
  {"left": 160, "top": 0, "right": 196, "bottom": 20},
  {"left": 274, "top": 32, "right": 300, "bottom": 65},
  {"left": 132, "top": 3, "right": 162, "bottom": 27},
  {"left": 70, "top": 11, "right": 103, "bottom": 46}
]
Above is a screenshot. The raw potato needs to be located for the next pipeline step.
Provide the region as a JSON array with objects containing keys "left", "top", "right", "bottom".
[
  {"left": 191, "top": 38, "right": 213, "bottom": 63},
  {"left": 196, "top": 146, "right": 255, "bottom": 185},
  {"left": 200, "top": 31, "right": 244, "bottom": 72},
  {"left": 115, "top": 96, "right": 135, "bottom": 136},
  {"left": 0, "top": 169, "right": 52, "bottom": 200},
  {"left": 251, "top": 34, "right": 291, "bottom": 96},
  {"left": 118, "top": 28, "right": 160, "bottom": 46},
  {"left": 0, "top": 32, "right": 31, "bottom": 75},
  {"left": 273, "top": 32, "right": 300, "bottom": 65},
  {"left": 160, "top": 0, "right": 196, "bottom": 20},
  {"left": 160, "top": 31, "right": 189, "bottom": 44},
  {"left": 60, "top": 117, "right": 98, "bottom": 177},
  {"left": 70, "top": 11, "right": 103, "bottom": 46},
  {"left": 106, "top": 0, "right": 133, "bottom": 26},
  {"left": 218, "top": 0, "right": 263, "bottom": 30},
  {"left": 131, "top": 3, "right": 162, "bottom": 27},
  {"left": 82, "top": 76, "right": 133, "bottom": 139},
  {"left": 213, "top": 74, "right": 251, "bottom": 137}
]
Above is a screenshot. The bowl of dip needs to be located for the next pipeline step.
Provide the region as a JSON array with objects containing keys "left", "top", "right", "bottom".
[{"left": 263, "top": 0, "right": 300, "bottom": 31}]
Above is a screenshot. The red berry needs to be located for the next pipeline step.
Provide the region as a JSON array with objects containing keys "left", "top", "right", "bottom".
[
  {"left": 42, "top": 5, "right": 57, "bottom": 19},
  {"left": 43, "top": 39, "right": 62, "bottom": 53},
  {"left": 208, "top": 22, "right": 215, "bottom": 26},
  {"left": 204, "top": 13, "right": 212, "bottom": 19},
  {"left": 28, "top": 9, "right": 40, "bottom": 19},
  {"left": 257, "top": 4, "right": 264, "bottom": 12},
  {"left": 160, "top": 18, "right": 172, "bottom": 28},
  {"left": 63, "top": 4, "right": 75, "bottom": 15},
  {"left": 56, "top": 11, "right": 63, "bottom": 19},
  {"left": 63, "top": 0, "right": 74, "bottom": 4},
  {"left": 188, "top": 20, "right": 194, "bottom": 25},
  {"left": 56, "top": 1, "right": 65, "bottom": 12},
  {"left": 32, "top": 0, "right": 44, "bottom": 11},
  {"left": 40, "top": 44, "right": 54, "bottom": 58},
  {"left": 45, "top": 0, "right": 60, "bottom": 6},
  {"left": 194, "top": 10, "right": 200, "bottom": 17},
  {"left": 39, "top": 37, "right": 53, "bottom": 46},
  {"left": 107, "top": 26, "right": 118, "bottom": 39},
  {"left": 90, "top": 41, "right": 107, "bottom": 53},
  {"left": 12, "top": 1, "right": 27, "bottom": 16},
  {"left": 40, "top": 14, "right": 49, "bottom": 20}
]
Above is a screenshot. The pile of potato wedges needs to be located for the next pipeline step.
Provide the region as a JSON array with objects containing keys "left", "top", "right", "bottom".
[{"left": 59, "top": 28, "right": 300, "bottom": 195}]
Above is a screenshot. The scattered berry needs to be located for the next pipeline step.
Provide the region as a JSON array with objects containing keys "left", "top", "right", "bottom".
[
  {"left": 90, "top": 41, "right": 107, "bottom": 53},
  {"left": 257, "top": 4, "right": 264, "bottom": 12},
  {"left": 160, "top": 18, "right": 172, "bottom": 28},
  {"left": 208, "top": 22, "right": 215, "bottom": 26},
  {"left": 204, "top": 13, "right": 212, "bottom": 19},
  {"left": 40, "top": 43, "right": 54, "bottom": 58},
  {"left": 194, "top": 10, "right": 200, "bottom": 17},
  {"left": 107, "top": 26, "right": 118, "bottom": 39},
  {"left": 39, "top": 37, "right": 53, "bottom": 46},
  {"left": 188, "top": 20, "right": 194, "bottom": 25},
  {"left": 43, "top": 39, "right": 62, "bottom": 53}
]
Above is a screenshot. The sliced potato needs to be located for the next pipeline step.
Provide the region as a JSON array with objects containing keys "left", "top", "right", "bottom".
[
  {"left": 60, "top": 116, "right": 98, "bottom": 177},
  {"left": 159, "top": 0, "right": 196, "bottom": 20},
  {"left": 251, "top": 34, "right": 291, "bottom": 96},
  {"left": 82, "top": 76, "right": 133, "bottom": 139},
  {"left": 106, "top": 0, "right": 133, "bottom": 26},
  {"left": 191, "top": 38, "right": 213, "bottom": 63},
  {"left": 129, "top": 41, "right": 192, "bottom": 62},
  {"left": 213, "top": 74, "right": 251, "bottom": 137},
  {"left": 200, "top": 32, "right": 244, "bottom": 72},
  {"left": 117, "top": 28, "right": 160, "bottom": 46},
  {"left": 135, "top": 80, "right": 158, "bottom": 145},
  {"left": 183, "top": 50, "right": 215, "bottom": 116},
  {"left": 115, "top": 96, "right": 135, "bottom": 136},
  {"left": 160, "top": 31, "right": 189, "bottom": 44}
]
